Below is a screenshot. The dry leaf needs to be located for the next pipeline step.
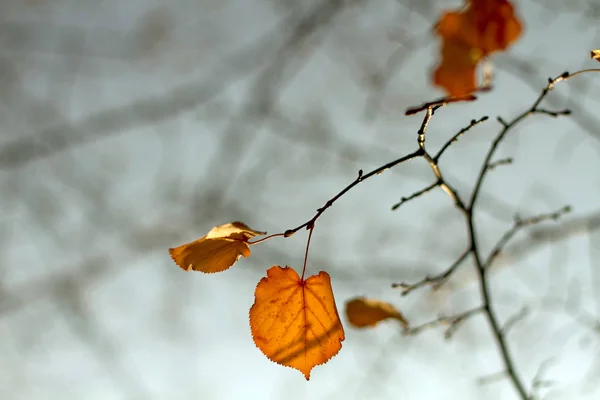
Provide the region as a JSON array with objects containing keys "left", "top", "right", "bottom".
[
  {"left": 250, "top": 266, "right": 345, "bottom": 380},
  {"left": 345, "top": 297, "right": 409, "bottom": 329},
  {"left": 434, "top": 39, "right": 480, "bottom": 98},
  {"left": 169, "top": 221, "right": 266, "bottom": 273},
  {"left": 591, "top": 49, "right": 600, "bottom": 62},
  {"left": 433, "top": 0, "right": 522, "bottom": 96},
  {"left": 470, "top": 0, "right": 523, "bottom": 53}
]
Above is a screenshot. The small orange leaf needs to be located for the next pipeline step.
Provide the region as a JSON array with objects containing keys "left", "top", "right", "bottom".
[
  {"left": 169, "top": 221, "right": 266, "bottom": 273},
  {"left": 345, "top": 297, "right": 409, "bottom": 329},
  {"left": 249, "top": 266, "right": 345, "bottom": 380},
  {"left": 591, "top": 49, "right": 600, "bottom": 62}
]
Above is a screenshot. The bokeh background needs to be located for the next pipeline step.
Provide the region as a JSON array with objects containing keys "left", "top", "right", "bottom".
[{"left": 1, "top": 0, "right": 600, "bottom": 399}]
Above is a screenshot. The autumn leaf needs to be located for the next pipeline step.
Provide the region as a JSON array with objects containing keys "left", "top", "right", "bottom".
[
  {"left": 433, "top": 0, "right": 522, "bottom": 97},
  {"left": 169, "top": 221, "right": 266, "bottom": 273},
  {"left": 434, "top": 39, "right": 481, "bottom": 98},
  {"left": 591, "top": 49, "right": 600, "bottom": 62},
  {"left": 469, "top": 0, "right": 523, "bottom": 53},
  {"left": 345, "top": 297, "right": 409, "bottom": 329},
  {"left": 250, "top": 266, "right": 345, "bottom": 380}
]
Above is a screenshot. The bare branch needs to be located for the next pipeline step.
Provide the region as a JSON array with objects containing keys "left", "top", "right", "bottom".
[
  {"left": 532, "top": 108, "right": 571, "bottom": 117},
  {"left": 392, "top": 247, "right": 471, "bottom": 295},
  {"left": 434, "top": 115, "right": 489, "bottom": 161},
  {"left": 485, "top": 206, "right": 572, "bottom": 269},
  {"left": 501, "top": 306, "right": 530, "bottom": 335},
  {"left": 391, "top": 180, "right": 440, "bottom": 210},
  {"left": 404, "top": 307, "right": 483, "bottom": 339},
  {"left": 488, "top": 157, "right": 513, "bottom": 170},
  {"left": 530, "top": 358, "right": 557, "bottom": 399}
]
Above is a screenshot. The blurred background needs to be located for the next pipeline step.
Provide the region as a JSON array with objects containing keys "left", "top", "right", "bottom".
[{"left": 1, "top": 0, "right": 600, "bottom": 399}]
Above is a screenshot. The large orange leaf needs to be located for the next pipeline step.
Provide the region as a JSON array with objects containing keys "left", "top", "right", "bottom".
[
  {"left": 433, "top": 0, "right": 522, "bottom": 97},
  {"left": 433, "top": 39, "right": 480, "bottom": 98},
  {"left": 470, "top": 0, "right": 522, "bottom": 53},
  {"left": 169, "top": 221, "right": 266, "bottom": 273},
  {"left": 250, "top": 266, "right": 345, "bottom": 380},
  {"left": 345, "top": 297, "right": 409, "bottom": 329}
]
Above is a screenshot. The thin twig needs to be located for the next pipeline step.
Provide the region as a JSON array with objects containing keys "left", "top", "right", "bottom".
[
  {"left": 501, "top": 306, "right": 529, "bottom": 335},
  {"left": 407, "top": 70, "right": 598, "bottom": 400},
  {"left": 283, "top": 149, "right": 423, "bottom": 237},
  {"left": 404, "top": 306, "right": 483, "bottom": 339},
  {"left": 484, "top": 206, "right": 571, "bottom": 269},
  {"left": 532, "top": 108, "right": 571, "bottom": 117},
  {"left": 488, "top": 157, "right": 513, "bottom": 170},
  {"left": 434, "top": 116, "right": 489, "bottom": 161},
  {"left": 391, "top": 180, "right": 440, "bottom": 210},
  {"left": 530, "top": 358, "right": 557, "bottom": 399},
  {"left": 405, "top": 94, "right": 477, "bottom": 116},
  {"left": 283, "top": 105, "right": 450, "bottom": 237},
  {"left": 276, "top": 69, "right": 598, "bottom": 400},
  {"left": 415, "top": 106, "right": 468, "bottom": 212},
  {"left": 469, "top": 72, "right": 572, "bottom": 210},
  {"left": 392, "top": 247, "right": 471, "bottom": 295},
  {"left": 464, "top": 72, "right": 587, "bottom": 400},
  {"left": 248, "top": 232, "right": 286, "bottom": 245}
]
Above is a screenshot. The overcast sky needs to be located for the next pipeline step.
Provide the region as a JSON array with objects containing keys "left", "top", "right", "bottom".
[{"left": 1, "top": 0, "right": 600, "bottom": 399}]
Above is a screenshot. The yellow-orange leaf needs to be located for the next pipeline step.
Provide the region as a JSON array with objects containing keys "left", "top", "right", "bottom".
[
  {"left": 169, "top": 221, "right": 266, "bottom": 273},
  {"left": 345, "top": 297, "right": 409, "bottom": 329},
  {"left": 591, "top": 49, "right": 600, "bottom": 62},
  {"left": 249, "top": 266, "right": 345, "bottom": 380}
]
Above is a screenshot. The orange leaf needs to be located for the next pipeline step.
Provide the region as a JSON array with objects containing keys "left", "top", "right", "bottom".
[
  {"left": 470, "top": 0, "right": 523, "bottom": 54},
  {"left": 169, "top": 221, "right": 266, "bottom": 273},
  {"left": 592, "top": 49, "right": 600, "bottom": 62},
  {"left": 433, "top": 0, "right": 522, "bottom": 97},
  {"left": 249, "top": 266, "right": 345, "bottom": 380},
  {"left": 345, "top": 297, "right": 409, "bottom": 329},
  {"left": 434, "top": 40, "right": 480, "bottom": 98}
]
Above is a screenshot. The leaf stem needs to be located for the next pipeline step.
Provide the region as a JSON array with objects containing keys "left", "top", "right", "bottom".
[
  {"left": 248, "top": 232, "right": 286, "bottom": 245},
  {"left": 301, "top": 226, "right": 314, "bottom": 280}
]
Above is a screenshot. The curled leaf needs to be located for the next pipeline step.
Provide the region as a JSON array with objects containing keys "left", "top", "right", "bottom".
[
  {"left": 591, "top": 49, "right": 600, "bottom": 62},
  {"left": 345, "top": 297, "right": 409, "bottom": 329},
  {"left": 250, "top": 266, "right": 345, "bottom": 380},
  {"left": 169, "top": 221, "right": 266, "bottom": 273}
]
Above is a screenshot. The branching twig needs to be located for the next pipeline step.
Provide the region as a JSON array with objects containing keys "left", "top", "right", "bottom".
[
  {"left": 469, "top": 72, "right": 574, "bottom": 210},
  {"left": 530, "top": 358, "right": 557, "bottom": 399},
  {"left": 484, "top": 206, "right": 572, "bottom": 269},
  {"left": 434, "top": 116, "right": 489, "bottom": 161},
  {"left": 461, "top": 72, "right": 592, "bottom": 399},
  {"left": 402, "top": 70, "right": 597, "bottom": 400},
  {"left": 392, "top": 247, "right": 471, "bottom": 295},
  {"left": 276, "top": 69, "right": 597, "bottom": 400},
  {"left": 282, "top": 99, "right": 465, "bottom": 237},
  {"left": 405, "top": 94, "right": 478, "bottom": 116},
  {"left": 283, "top": 149, "right": 424, "bottom": 237},
  {"left": 404, "top": 306, "right": 483, "bottom": 339}
]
